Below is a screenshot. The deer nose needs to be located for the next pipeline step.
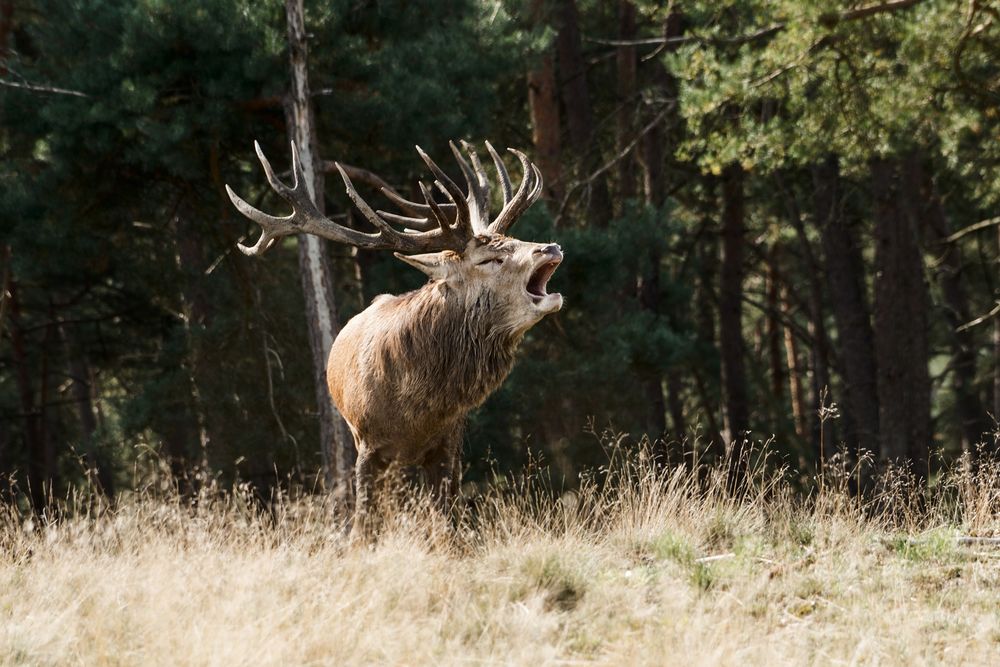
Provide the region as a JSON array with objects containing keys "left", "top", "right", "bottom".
[{"left": 536, "top": 243, "right": 562, "bottom": 257}]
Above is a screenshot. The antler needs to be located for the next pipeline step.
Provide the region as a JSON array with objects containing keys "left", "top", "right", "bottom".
[{"left": 226, "top": 140, "right": 543, "bottom": 257}]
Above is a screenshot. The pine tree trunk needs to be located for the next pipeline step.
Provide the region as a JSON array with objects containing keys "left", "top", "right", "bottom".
[
  {"left": 285, "top": 0, "right": 354, "bottom": 499},
  {"left": 7, "top": 280, "right": 47, "bottom": 508},
  {"left": 0, "top": 0, "right": 12, "bottom": 76},
  {"left": 995, "top": 224, "right": 1000, "bottom": 438},
  {"left": 905, "top": 158, "right": 986, "bottom": 457},
  {"left": 766, "top": 251, "right": 785, "bottom": 404},
  {"left": 781, "top": 286, "right": 808, "bottom": 441},
  {"left": 636, "top": 93, "right": 667, "bottom": 445},
  {"left": 615, "top": 0, "right": 637, "bottom": 204},
  {"left": 694, "top": 178, "right": 723, "bottom": 449},
  {"left": 61, "top": 324, "right": 115, "bottom": 496},
  {"left": 720, "top": 165, "right": 749, "bottom": 491},
  {"left": 555, "top": 0, "right": 612, "bottom": 225},
  {"left": 526, "top": 0, "right": 562, "bottom": 204},
  {"left": 812, "top": 156, "right": 879, "bottom": 461},
  {"left": 635, "top": 11, "right": 685, "bottom": 446},
  {"left": 872, "top": 157, "right": 931, "bottom": 476},
  {"left": 778, "top": 170, "right": 834, "bottom": 459}
]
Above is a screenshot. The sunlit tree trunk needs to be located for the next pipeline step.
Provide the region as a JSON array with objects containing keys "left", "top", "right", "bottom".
[
  {"left": 766, "top": 251, "right": 785, "bottom": 405},
  {"left": 780, "top": 286, "right": 808, "bottom": 441},
  {"left": 285, "top": 0, "right": 354, "bottom": 500}
]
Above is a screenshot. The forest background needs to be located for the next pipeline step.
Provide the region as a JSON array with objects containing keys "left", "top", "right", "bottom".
[{"left": 2, "top": 0, "right": 999, "bottom": 505}]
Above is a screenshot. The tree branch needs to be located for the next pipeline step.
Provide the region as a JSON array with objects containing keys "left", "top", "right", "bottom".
[
  {"left": 555, "top": 101, "right": 676, "bottom": 225},
  {"left": 957, "top": 301, "right": 1000, "bottom": 332},
  {"left": 943, "top": 216, "right": 1000, "bottom": 244},
  {"left": 587, "top": 0, "right": 927, "bottom": 49},
  {"left": 0, "top": 77, "right": 88, "bottom": 97}
]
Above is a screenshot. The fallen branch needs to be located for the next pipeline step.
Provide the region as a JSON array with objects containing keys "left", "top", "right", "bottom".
[
  {"left": 695, "top": 553, "right": 735, "bottom": 563},
  {"left": 956, "top": 536, "right": 1000, "bottom": 546}
]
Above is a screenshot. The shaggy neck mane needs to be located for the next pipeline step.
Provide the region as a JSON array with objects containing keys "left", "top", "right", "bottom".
[{"left": 379, "top": 281, "right": 524, "bottom": 412}]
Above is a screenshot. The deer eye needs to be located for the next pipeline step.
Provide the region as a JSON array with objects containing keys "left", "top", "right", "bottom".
[{"left": 478, "top": 257, "right": 503, "bottom": 266}]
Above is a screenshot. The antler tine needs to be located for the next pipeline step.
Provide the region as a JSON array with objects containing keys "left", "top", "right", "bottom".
[
  {"left": 419, "top": 181, "right": 453, "bottom": 235},
  {"left": 485, "top": 140, "right": 513, "bottom": 205},
  {"left": 375, "top": 209, "right": 436, "bottom": 232},
  {"left": 380, "top": 187, "right": 458, "bottom": 218},
  {"left": 529, "top": 163, "right": 545, "bottom": 204},
  {"left": 227, "top": 140, "right": 539, "bottom": 257},
  {"left": 488, "top": 148, "right": 540, "bottom": 236},
  {"left": 450, "top": 141, "right": 490, "bottom": 234},
  {"left": 461, "top": 141, "right": 491, "bottom": 202},
  {"left": 225, "top": 184, "right": 290, "bottom": 256},
  {"left": 334, "top": 163, "right": 411, "bottom": 239},
  {"left": 415, "top": 146, "right": 471, "bottom": 232},
  {"left": 256, "top": 140, "right": 296, "bottom": 198},
  {"left": 227, "top": 141, "right": 466, "bottom": 255},
  {"left": 223, "top": 141, "right": 317, "bottom": 257}
]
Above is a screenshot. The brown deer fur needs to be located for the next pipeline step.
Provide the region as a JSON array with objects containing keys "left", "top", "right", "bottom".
[{"left": 329, "top": 235, "right": 562, "bottom": 538}]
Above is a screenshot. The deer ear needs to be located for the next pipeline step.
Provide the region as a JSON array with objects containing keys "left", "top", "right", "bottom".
[{"left": 393, "top": 251, "right": 451, "bottom": 279}]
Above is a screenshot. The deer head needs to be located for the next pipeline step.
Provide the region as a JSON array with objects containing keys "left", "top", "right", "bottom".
[{"left": 225, "top": 140, "right": 563, "bottom": 332}]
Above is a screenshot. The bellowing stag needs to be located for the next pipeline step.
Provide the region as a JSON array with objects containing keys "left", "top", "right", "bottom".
[{"left": 226, "top": 141, "right": 562, "bottom": 538}]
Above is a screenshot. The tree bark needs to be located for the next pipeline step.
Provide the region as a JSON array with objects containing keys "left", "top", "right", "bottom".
[
  {"left": 638, "top": 10, "right": 682, "bottom": 209},
  {"left": 636, "top": 10, "right": 686, "bottom": 446},
  {"left": 285, "top": 0, "right": 354, "bottom": 499},
  {"left": 555, "top": 0, "right": 612, "bottom": 225},
  {"left": 615, "top": 0, "right": 637, "bottom": 203},
  {"left": 872, "top": 156, "right": 931, "bottom": 476},
  {"left": 905, "top": 159, "right": 987, "bottom": 457},
  {"left": 636, "top": 101, "right": 667, "bottom": 445},
  {"left": 776, "top": 170, "right": 834, "bottom": 461},
  {"left": 766, "top": 250, "right": 785, "bottom": 404},
  {"left": 526, "top": 0, "right": 563, "bottom": 203},
  {"left": 61, "top": 324, "right": 114, "bottom": 496},
  {"left": 812, "top": 156, "right": 879, "bottom": 462},
  {"left": 995, "top": 225, "right": 1000, "bottom": 437},
  {"left": 781, "top": 286, "right": 808, "bottom": 440},
  {"left": 170, "top": 206, "right": 215, "bottom": 480},
  {"left": 7, "top": 279, "right": 47, "bottom": 508},
  {"left": 720, "top": 165, "right": 749, "bottom": 491},
  {"left": 0, "top": 0, "right": 12, "bottom": 76},
  {"left": 694, "top": 178, "right": 723, "bottom": 451}
]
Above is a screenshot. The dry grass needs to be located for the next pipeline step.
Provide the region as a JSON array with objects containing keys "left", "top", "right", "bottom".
[{"left": 2, "top": 443, "right": 1000, "bottom": 666}]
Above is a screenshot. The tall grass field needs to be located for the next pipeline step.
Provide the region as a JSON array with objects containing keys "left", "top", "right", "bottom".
[{"left": 2, "top": 442, "right": 999, "bottom": 666}]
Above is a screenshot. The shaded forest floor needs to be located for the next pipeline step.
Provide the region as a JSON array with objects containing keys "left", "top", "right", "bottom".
[{"left": 2, "top": 448, "right": 1000, "bottom": 666}]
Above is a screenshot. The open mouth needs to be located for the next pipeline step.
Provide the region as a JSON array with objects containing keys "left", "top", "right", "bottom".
[{"left": 526, "top": 259, "right": 561, "bottom": 303}]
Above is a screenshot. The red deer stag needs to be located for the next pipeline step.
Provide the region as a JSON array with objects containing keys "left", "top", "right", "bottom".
[{"left": 226, "top": 140, "right": 562, "bottom": 538}]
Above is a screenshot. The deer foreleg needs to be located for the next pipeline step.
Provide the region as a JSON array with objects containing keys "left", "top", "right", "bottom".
[
  {"left": 350, "top": 446, "right": 381, "bottom": 543},
  {"left": 424, "top": 423, "right": 464, "bottom": 515}
]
